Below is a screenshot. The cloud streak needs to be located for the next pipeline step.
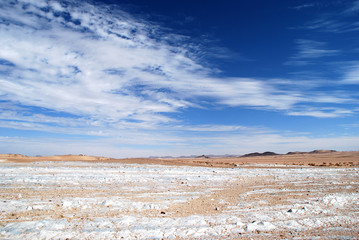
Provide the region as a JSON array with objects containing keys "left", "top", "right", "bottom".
[
  {"left": 286, "top": 39, "right": 340, "bottom": 66},
  {"left": 303, "top": 1, "right": 359, "bottom": 33}
]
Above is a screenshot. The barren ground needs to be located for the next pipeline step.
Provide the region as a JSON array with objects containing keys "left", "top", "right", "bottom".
[
  {"left": 1, "top": 150, "right": 359, "bottom": 168},
  {"left": 0, "top": 151, "right": 358, "bottom": 239}
]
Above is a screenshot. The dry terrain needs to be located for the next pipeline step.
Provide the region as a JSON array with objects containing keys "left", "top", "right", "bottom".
[
  {"left": 0, "top": 151, "right": 358, "bottom": 239},
  {"left": 1, "top": 150, "right": 359, "bottom": 168}
]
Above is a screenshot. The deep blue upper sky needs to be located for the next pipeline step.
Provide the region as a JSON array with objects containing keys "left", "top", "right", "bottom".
[
  {"left": 113, "top": 0, "right": 359, "bottom": 77},
  {"left": 0, "top": 0, "right": 358, "bottom": 157}
]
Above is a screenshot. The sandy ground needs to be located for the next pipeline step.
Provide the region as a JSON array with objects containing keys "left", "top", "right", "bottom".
[
  {"left": 1, "top": 150, "right": 359, "bottom": 167},
  {"left": 0, "top": 152, "right": 358, "bottom": 239}
]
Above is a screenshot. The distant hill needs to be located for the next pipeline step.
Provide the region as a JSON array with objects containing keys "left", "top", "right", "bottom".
[
  {"left": 241, "top": 151, "right": 278, "bottom": 157},
  {"left": 286, "top": 150, "right": 337, "bottom": 155}
]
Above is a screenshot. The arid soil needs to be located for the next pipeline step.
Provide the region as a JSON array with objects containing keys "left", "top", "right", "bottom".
[
  {"left": 1, "top": 150, "right": 359, "bottom": 168},
  {"left": 0, "top": 151, "right": 358, "bottom": 239}
]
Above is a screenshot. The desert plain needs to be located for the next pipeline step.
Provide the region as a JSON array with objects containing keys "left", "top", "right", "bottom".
[{"left": 0, "top": 150, "right": 358, "bottom": 239}]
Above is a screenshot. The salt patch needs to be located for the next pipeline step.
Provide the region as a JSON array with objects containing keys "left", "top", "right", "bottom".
[
  {"left": 0, "top": 161, "right": 358, "bottom": 239},
  {"left": 61, "top": 200, "right": 73, "bottom": 208},
  {"left": 321, "top": 193, "right": 359, "bottom": 207},
  {"left": 101, "top": 200, "right": 114, "bottom": 207},
  {"left": 32, "top": 205, "right": 46, "bottom": 210},
  {"left": 245, "top": 221, "right": 276, "bottom": 232},
  {"left": 283, "top": 220, "right": 305, "bottom": 230}
]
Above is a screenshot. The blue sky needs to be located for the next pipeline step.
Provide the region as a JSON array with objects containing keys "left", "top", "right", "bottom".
[{"left": 0, "top": 0, "right": 359, "bottom": 157}]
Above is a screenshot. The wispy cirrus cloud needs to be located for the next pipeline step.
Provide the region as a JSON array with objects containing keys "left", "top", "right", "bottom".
[
  {"left": 341, "top": 62, "right": 359, "bottom": 84},
  {"left": 303, "top": 0, "right": 359, "bottom": 33},
  {"left": 290, "top": 3, "right": 315, "bottom": 11},
  {"left": 344, "top": 0, "right": 359, "bottom": 14},
  {"left": 305, "top": 18, "right": 359, "bottom": 33},
  {"left": 0, "top": 0, "right": 198, "bottom": 125},
  {"left": 0, "top": 0, "right": 305, "bottom": 132},
  {"left": 294, "top": 39, "right": 340, "bottom": 58},
  {"left": 288, "top": 107, "right": 355, "bottom": 118},
  {"left": 286, "top": 39, "right": 340, "bottom": 66}
]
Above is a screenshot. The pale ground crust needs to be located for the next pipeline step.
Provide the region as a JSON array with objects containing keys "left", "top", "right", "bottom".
[
  {"left": 1, "top": 150, "right": 359, "bottom": 168},
  {"left": 1, "top": 151, "right": 359, "bottom": 239}
]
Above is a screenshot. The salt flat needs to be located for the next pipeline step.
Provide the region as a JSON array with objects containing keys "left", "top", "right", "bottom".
[{"left": 0, "top": 161, "right": 358, "bottom": 239}]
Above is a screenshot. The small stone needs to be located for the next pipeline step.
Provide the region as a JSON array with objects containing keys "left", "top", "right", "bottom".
[
  {"left": 287, "top": 209, "right": 293, "bottom": 213},
  {"left": 160, "top": 211, "right": 166, "bottom": 214}
]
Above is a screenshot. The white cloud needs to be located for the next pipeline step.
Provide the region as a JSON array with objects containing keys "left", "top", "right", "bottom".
[
  {"left": 0, "top": 0, "right": 355, "bottom": 130},
  {"left": 303, "top": 1, "right": 359, "bottom": 33},
  {"left": 286, "top": 39, "right": 340, "bottom": 65},
  {"left": 291, "top": 3, "right": 315, "bottom": 11},
  {"left": 342, "top": 63, "right": 359, "bottom": 84},
  {"left": 344, "top": 0, "right": 359, "bottom": 14},
  {"left": 288, "top": 107, "right": 354, "bottom": 118},
  {"left": 0, "top": 1, "right": 192, "bottom": 125},
  {"left": 175, "top": 124, "right": 251, "bottom": 132},
  {"left": 0, "top": 0, "right": 291, "bottom": 133}
]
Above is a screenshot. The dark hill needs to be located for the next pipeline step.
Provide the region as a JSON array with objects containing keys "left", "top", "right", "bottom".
[{"left": 241, "top": 151, "right": 278, "bottom": 157}]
